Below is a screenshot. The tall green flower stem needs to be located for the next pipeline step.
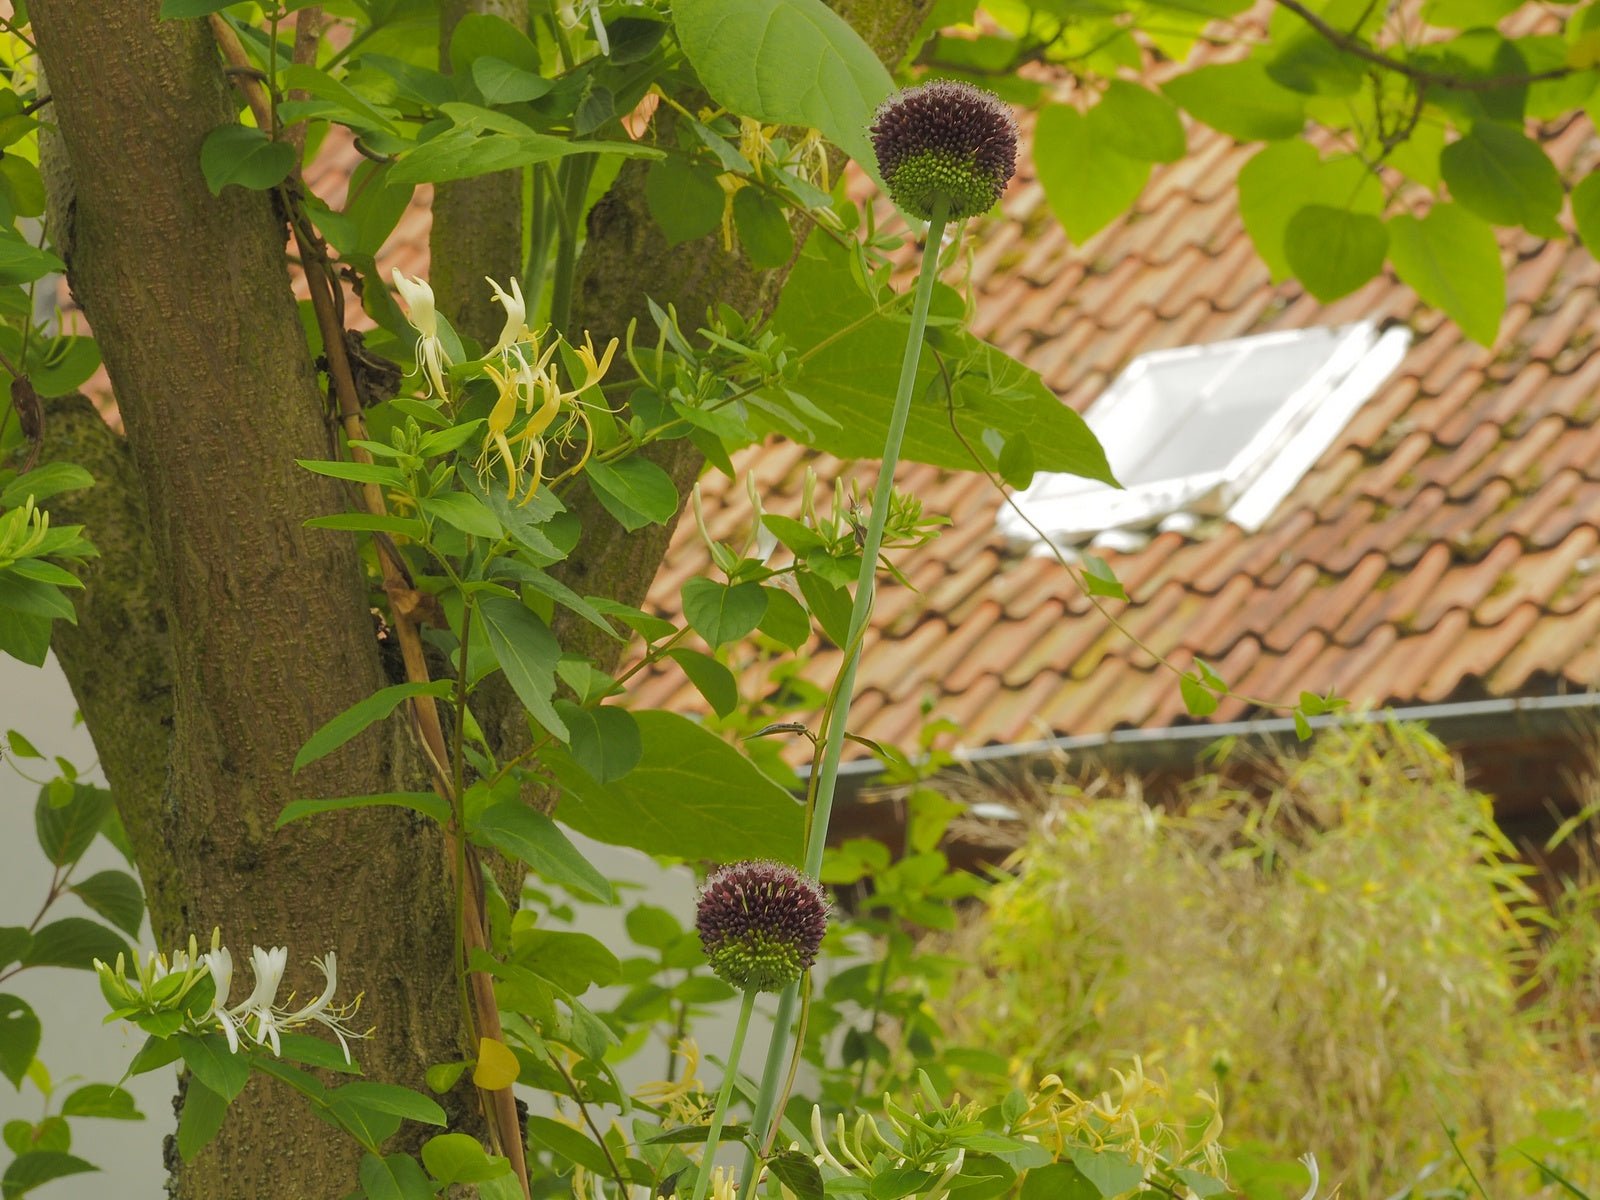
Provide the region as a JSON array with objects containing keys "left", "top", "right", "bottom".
[
  {"left": 739, "top": 197, "right": 952, "bottom": 1194},
  {"left": 692, "top": 986, "right": 759, "bottom": 1200}
]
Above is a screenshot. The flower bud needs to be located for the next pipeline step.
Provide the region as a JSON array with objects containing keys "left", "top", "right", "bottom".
[
  {"left": 870, "top": 81, "right": 1018, "bottom": 222},
  {"left": 695, "top": 860, "right": 828, "bottom": 993}
]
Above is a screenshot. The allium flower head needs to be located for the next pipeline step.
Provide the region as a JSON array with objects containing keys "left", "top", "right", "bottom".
[
  {"left": 870, "top": 81, "right": 1018, "bottom": 222},
  {"left": 696, "top": 860, "right": 828, "bottom": 993}
]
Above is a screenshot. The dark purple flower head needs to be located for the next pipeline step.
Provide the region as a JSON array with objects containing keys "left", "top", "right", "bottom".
[
  {"left": 870, "top": 81, "right": 1018, "bottom": 222},
  {"left": 695, "top": 860, "right": 829, "bottom": 993}
]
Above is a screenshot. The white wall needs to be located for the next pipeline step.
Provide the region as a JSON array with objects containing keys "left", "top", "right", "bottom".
[{"left": 0, "top": 654, "right": 172, "bottom": 1198}]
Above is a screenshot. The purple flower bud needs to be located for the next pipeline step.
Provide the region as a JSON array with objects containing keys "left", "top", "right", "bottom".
[
  {"left": 696, "top": 861, "right": 829, "bottom": 993},
  {"left": 870, "top": 81, "right": 1018, "bottom": 222}
]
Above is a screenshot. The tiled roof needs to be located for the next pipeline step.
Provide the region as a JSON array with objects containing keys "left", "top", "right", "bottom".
[
  {"left": 280, "top": 49, "right": 1600, "bottom": 756},
  {"left": 627, "top": 113, "right": 1600, "bottom": 753}
]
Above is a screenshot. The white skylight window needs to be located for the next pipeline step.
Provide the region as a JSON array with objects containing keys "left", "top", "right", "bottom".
[{"left": 998, "top": 321, "right": 1411, "bottom": 551}]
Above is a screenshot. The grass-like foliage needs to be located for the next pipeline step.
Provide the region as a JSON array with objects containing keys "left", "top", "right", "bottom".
[{"left": 941, "top": 722, "right": 1600, "bottom": 1199}]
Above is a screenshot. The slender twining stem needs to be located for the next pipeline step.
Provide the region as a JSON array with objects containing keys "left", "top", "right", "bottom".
[
  {"left": 692, "top": 986, "right": 758, "bottom": 1200},
  {"left": 740, "top": 197, "right": 951, "bottom": 1195}
]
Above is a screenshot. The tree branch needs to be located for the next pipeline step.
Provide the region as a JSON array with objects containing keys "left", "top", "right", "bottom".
[{"left": 1272, "top": 0, "right": 1579, "bottom": 91}]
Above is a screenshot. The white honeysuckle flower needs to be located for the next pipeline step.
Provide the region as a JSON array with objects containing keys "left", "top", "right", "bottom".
[
  {"left": 485, "top": 275, "right": 527, "bottom": 359},
  {"left": 1298, "top": 1153, "right": 1320, "bottom": 1200},
  {"left": 391, "top": 269, "right": 451, "bottom": 398},
  {"left": 229, "top": 945, "right": 290, "bottom": 1056},
  {"left": 99, "top": 933, "right": 366, "bottom": 1063},
  {"left": 276, "top": 952, "right": 367, "bottom": 1063}
]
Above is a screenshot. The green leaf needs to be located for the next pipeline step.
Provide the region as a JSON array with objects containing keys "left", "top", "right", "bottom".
[
  {"left": 585, "top": 458, "right": 681, "bottom": 532},
  {"left": 278, "top": 64, "right": 399, "bottom": 136},
  {"left": 526, "top": 1115, "right": 615, "bottom": 1176},
  {"left": 389, "top": 124, "right": 655, "bottom": 187},
  {"left": 0, "top": 930, "right": 28, "bottom": 974},
  {"left": 199, "top": 125, "right": 295, "bottom": 195},
  {"left": 0, "top": 996, "right": 39, "bottom": 1089},
  {"left": 1294, "top": 709, "right": 1313, "bottom": 740},
  {"left": 733, "top": 188, "right": 795, "bottom": 268},
  {"left": 69, "top": 871, "right": 145, "bottom": 937},
  {"left": 1, "top": 1151, "right": 97, "bottom": 1197},
  {"left": 757, "top": 586, "right": 810, "bottom": 649},
  {"left": 360, "top": 1152, "right": 435, "bottom": 1200},
  {"left": 667, "top": 648, "right": 739, "bottom": 718},
  {"left": 1162, "top": 60, "right": 1306, "bottom": 140},
  {"left": 1388, "top": 203, "right": 1504, "bottom": 346},
  {"left": 557, "top": 702, "right": 642, "bottom": 786},
  {"left": 796, "top": 573, "right": 851, "bottom": 647},
  {"left": 304, "top": 512, "right": 426, "bottom": 537},
  {"left": 625, "top": 904, "right": 682, "bottom": 950},
  {"left": 769, "top": 1151, "right": 824, "bottom": 1200},
  {"left": 672, "top": 0, "right": 893, "bottom": 176},
  {"left": 448, "top": 12, "right": 541, "bottom": 76},
  {"left": 22, "top": 918, "right": 126, "bottom": 972},
  {"left": 60, "top": 1084, "right": 142, "bottom": 1120},
  {"left": 476, "top": 596, "right": 568, "bottom": 740},
  {"left": 1440, "top": 123, "right": 1562, "bottom": 237},
  {"left": 126, "top": 1036, "right": 183, "bottom": 1078},
  {"left": 176, "top": 1078, "right": 228, "bottom": 1163},
  {"left": 1238, "top": 141, "right": 1381, "bottom": 282},
  {"left": 421, "top": 1133, "right": 512, "bottom": 1184},
  {"left": 177, "top": 1033, "right": 250, "bottom": 1103},
  {"left": 1179, "top": 672, "right": 1220, "bottom": 718},
  {"left": 1067, "top": 1148, "right": 1144, "bottom": 1198},
  {"left": 0, "top": 464, "right": 93, "bottom": 509},
  {"left": 1034, "top": 104, "right": 1149, "bottom": 243},
  {"left": 472, "top": 802, "right": 614, "bottom": 903},
  {"left": 645, "top": 156, "right": 724, "bottom": 246},
  {"left": 1172, "top": 1168, "right": 1229, "bottom": 1199},
  {"left": 1284, "top": 205, "right": 1387, "bottom": 301},
  {"left": 294, "top": 681, "right": 455, "bottom": 773},
  {"left": 276, "top": 791, "right": 451, "bottom": 830},
  {"left": 769, "top": 237, "right": 1113, "bottom": 481},
  {"left": 33, "top": 783, "right": 111, "bottom": 867},
  {"left": 511, "top": 929, "right": 621, "bottom": 992},
  {"left": 682, "top": 578, "right": 769, "bottom": 648},
  {"left": 471, "top": 57, "right": 553, "bottom": 106},
  {"left": 296, "top": 458, "right": 406, "bottom": 486},
  {"left": 0, "top": 232, "right": 63, "bottom": 287},
  {"left": 328, "top": 1082, "right": 446, "bottom": 1126},
  {"left": 421, "top": 490, "right": 503, "bottom": 540},
  {"left": 997, "top": 432, "right": 1035, "bottom": 490},
  {"left": 548, "top": 710, "right": 803, "bottom": 862},
  {"left": 1088, "top": 81, "right": 1186, "bottom": 163},
  {"left": 1081, "top": 555, "right": 1126, "bottom": 600},
  {"left": 1020, "top": 1163, "right": 1099, "bottom": 1200},
  {"left": 1570, "top": 170, "right": 1600, "bottom": 262}
]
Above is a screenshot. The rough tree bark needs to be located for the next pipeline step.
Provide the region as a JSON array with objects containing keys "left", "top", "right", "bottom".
[
  {"left": 432, "top": 0, "right": 527, "bottom": 344},
  {"left": 30, "top": 5, "right": 469, "bottom": 1196},
  {"left": 29, "top": 0, "right": 930, "bottom": 1195}
]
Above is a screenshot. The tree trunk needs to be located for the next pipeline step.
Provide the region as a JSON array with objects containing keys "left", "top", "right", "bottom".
[
  {"left": 25, "top": 0, "right": 932, "bottom": 1194},
  {"left": 30, "top": 4, "right": 470, "bottom": 1195},
  {"left": 431, "top": 0, "right": 527, "bottom": 345}
]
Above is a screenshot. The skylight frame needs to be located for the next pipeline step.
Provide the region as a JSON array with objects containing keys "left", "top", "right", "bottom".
[{"left": 999, "top": 321, "right": 1412, "bottom": 548}]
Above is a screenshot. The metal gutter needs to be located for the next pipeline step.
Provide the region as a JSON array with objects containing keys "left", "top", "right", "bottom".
[{"left": 817, "top": 690, "right": 1600, "bottom": 803}]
